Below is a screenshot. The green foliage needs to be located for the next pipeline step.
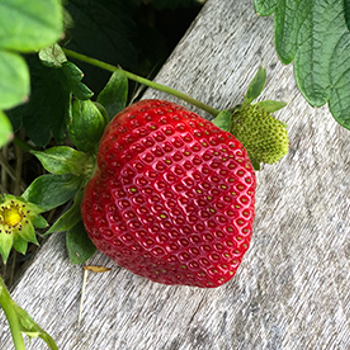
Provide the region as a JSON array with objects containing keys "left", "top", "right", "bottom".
[
  {"left": 7, "top": 55, "right": 92, "bottom": 147},
  {"left": 97, "top": 70, "right": 129, "bottom": 120},
  {"left": 150, "top": 0, "right": 200, "bottom": 10},
  {"left": 212, "top": 110, "right": 232, "bottom": 132},
  {"left": 0, "top": 276, "right": 59, "bottom": 350},
  {"left": 243, "top": 67, "right": 266, "bottom": 106},
  {"left": 0, "top": 0, "right": 62, "bottom": 52},
  {"left": 0, "top": 111, "right": 13, "bottom": 147},
  {"left": 0, "top": 51, "right": 29, "bottom": 110},
  {"left": 65, "top": 0, "right": 138, "bottom": 71},
  {"left": 69, "top": 99, "right": 107, "bottom": 153},
  {"left": 255, "top": 0, "right": 350, "bottom": 130},
  {"left": 0, "top": 0, "right": 63, "bottom": 148},
  {"left": 345, "top": 0, "right": 350, "bottom": 31},
  {"left": 66, "top": 221, "right": 97, "bottom": 264},
  {"left": 32, "top": 146, "right": 95, "bottom": 177},
  {"left": 253, "top": 100, "right": 287, "bottom": 113},
  {"left": 22, "top": 174, "right": 83, "bottom": 211},
  {"left": 15, "top": 305, "right": 59, "bottom": 350},
  {"left": 46, "top": 190, "right": 84, "bottom": 235}
]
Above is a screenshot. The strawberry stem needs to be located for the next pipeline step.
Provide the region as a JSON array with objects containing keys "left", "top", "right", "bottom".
[
  {"left": 0, "top": 277, "right": 26, "bottom": 350},
  {"left": 63, "top": 48, "right": 221, "bottom": 117}
]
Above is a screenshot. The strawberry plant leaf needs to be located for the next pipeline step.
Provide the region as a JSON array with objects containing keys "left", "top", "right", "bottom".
[
  {"left": 66, "top": 221, "right": 96, "bottom": 264},
  {"left": 97, "top": 70, "right": 128, "bottom": 120},
  {"left": 253, "top": 100, "right": 287, "bottom": 113},
  {"left": 38, "top": 48, "right": 93, "bottom": 100},
  {"left": 69, "top": 99, "right": 107, "bottom": 153},
  {"left": 61, "top": 61, "right": 94, "bottom": 100},
  {"left": 243, "top": 67, "right": 266, "bottom": 106},
  {"left": 345, "top": 0, "right": 350, "bottom": 31},
  {"left": 0, "top": 111, "right": 13, "bottom": 148},
  {"left": 254, "top": 0, "right": 350, "bottom": 129},
  {"left": 46, "top": 190, "right": 84, "bottom": 235},
  {"left": 150, "top": 0, "right": 200, "bottom": 10},
  {"left": 32, "top": 146, "right": 95, "bottom": 177},
  {"left": 65, "top": 0, "right": 137, "bottom": 71},
  {"left": 39, "top": 44, "right": 67, "bottom": 68},
  {"left": 17, "top": 55, "right": 71, "bottom": 147},
  {"left": 212, "top": 110, "right": 232, "bottom": 132},
  {"left": 0, "top": 51, "right": 30, "bottom": 110},
  {"left": 254, "top": 0, "right": 278, "bottom": 16},
  {"left": 22, "top": 174, "right": 83, "bottom": 211},
  {"left": 249, "top": 157, "right": 261, "bottom": 171},
  {"left": 0, "top": 0, "right": 62, "bottom": 52}
]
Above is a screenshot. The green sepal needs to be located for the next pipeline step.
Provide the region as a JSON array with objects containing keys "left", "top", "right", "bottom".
[
  {"left": 212, "top": 110, "right": 232, "bottom": 132},
  {"left": 66, "top": 221, "right": 96, "bottom": 264},
  {"left": 61, "top": 61, "right": 94, "bottom": 100},
  {"left": 14, "top": 305, "right": 59, "bottom": 350},
  {"left": 46, "top": 190, "right": 84, "bottom": 235},
  {"left": 22, "top": 174, "right": 83, "bottom": 211},
  {"left": 31, "top": 215, "right": 48, "bottom": 229},
  {"left": 253, "top": 100, "right": 287, "bottom": 113},
  {"left": 93, "top": 102, "right": 109, "bottom": 125},
  {"left": 69, "top": 99, "right": 107, "bottom": 153},
  {"left": 31, "top": 146, "right": 95, "bottom": 177},
  {"left": 243, "top": 66, "right": 266, "bottom": 106},
  {"left": 249, "top": 157, "right": 261, "bottom": 171},
  {"left": 18, "top": 221, "right": 38, "bottom": 246},
  {"left": 13, "top": 235, "right": 29, "bottom": 255},
  {"left": 0, "top": 230, "right": 13, "bottom": 264},
  {"left": 97, "top": 69, "right": 128, "bottom": 121},
  {"left": 38, "top": 44, "right": 67, "bottom": 68}
]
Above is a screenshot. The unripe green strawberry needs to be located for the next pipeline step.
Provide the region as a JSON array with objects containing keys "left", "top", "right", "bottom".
[
  {"left": 230, "top": 104, "right": 288, "bottom": 165},
  {"left": 81, "top": 99, "right": 256, "bottom": 288}
]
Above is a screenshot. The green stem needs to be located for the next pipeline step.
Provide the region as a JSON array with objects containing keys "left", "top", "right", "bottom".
[
  {"left": 0, "top": 277, "right": 26, "bottom": 350},
  {"left": 63, "top": 48, "right": 221, "bottom": 117},
  {"left": 13, "top": 136, "right": 36, "bottom": 152}
]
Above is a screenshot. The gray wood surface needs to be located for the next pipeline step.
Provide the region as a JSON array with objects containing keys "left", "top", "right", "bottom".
[{"left": 1, "top": 0, "right": 350, "bottom": 349}]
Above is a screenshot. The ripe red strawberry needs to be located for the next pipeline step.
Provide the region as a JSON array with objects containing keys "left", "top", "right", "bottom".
[{"left": 81, "top": 99, "right": 256, "bottom": 288}]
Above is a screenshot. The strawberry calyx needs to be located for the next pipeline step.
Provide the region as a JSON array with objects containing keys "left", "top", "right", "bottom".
[{"left": 0, "top": 194, "right": 47, "bottom": 264}]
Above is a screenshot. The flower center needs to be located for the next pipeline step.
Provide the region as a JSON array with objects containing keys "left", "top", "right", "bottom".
[{"left": 1, "top": 207, "right": 23, "bottom": 227}]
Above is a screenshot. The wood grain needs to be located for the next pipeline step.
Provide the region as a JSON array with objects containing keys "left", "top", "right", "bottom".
[{"left": 1, "top": 0, "right": 350, "bottom": 349}]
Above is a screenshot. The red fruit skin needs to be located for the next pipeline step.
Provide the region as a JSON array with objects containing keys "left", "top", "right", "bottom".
[{"left": 81, "top": 99, "right": 256, "bottom": 288}]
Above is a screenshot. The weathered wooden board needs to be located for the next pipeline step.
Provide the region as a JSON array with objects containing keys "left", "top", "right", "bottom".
[{"left": 2, "top": 0, "right": 350, "bottom": 349}]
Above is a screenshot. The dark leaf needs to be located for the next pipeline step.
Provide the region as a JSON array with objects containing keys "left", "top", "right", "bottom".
[
  {"left": 244, "top": 67, "right": 266, "bottom": 105},
  {"left": 253, "top": 100, "right": 287, "bottom": 113},
  {"left": 212, "top": 110, "right": 232, "bottom": 132},
  {"left": 66, "top": 221, "right": 96, "bottom": 264},
  {"left": 46, "top": 190, "right": 84, "bottom": 234},
  {"left": 97, "top": 70, "right": 128, "bottom": 120},
  {"left": 32, "top": 146, "right": 95, "bottom": 176},
  {"left": 22, "top": 174, "right": 82, "bottom": 211},
  {"left": 69, "top": 99, "right": 106, "bottom": 153},
  {"left": 255, "top": 0, "right": 350, "bottom": 129},
  {"left": 61, "top": 61, "right": 93, "bottom": 100},
  {"left": 21, "top": 55, "right": 71, "bottom": 147}
]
